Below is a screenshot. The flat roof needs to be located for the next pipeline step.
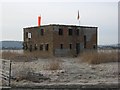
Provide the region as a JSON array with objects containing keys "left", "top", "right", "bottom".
[{"left": 24, "top": 24, "right": 98, "bottom": 29}]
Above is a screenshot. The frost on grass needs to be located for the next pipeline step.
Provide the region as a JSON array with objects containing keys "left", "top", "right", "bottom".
[
  {"left": 12, "top": 62, "right": 50, "bottom": 83},
  {"left": 43, "top": 58, "right": 62, "bottom": 70}
]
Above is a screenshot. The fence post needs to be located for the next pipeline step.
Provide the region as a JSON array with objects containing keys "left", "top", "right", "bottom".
[{"left": 9, "top": 60, "right": 11, "bottom": 87}]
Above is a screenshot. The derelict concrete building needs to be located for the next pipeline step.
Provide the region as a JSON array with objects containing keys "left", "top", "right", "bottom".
[{"left": 23, "top": 24, "right": 97, "bottom": 57}]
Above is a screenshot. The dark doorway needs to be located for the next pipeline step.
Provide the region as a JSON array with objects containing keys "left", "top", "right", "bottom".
[
  {"left": 76, "top": 43, "right": 80, "bottom": 54},
  {"left": 68, "top": 29, "right": 73, "bottom": 36},
  {"left": 84, "top": 35, "right": 86, "bottom": 48},
  {"left": 59, "top": 28, "right": 63, "bottom": 35},
  {"left": 29, "top": 45, "right": 32, "bottom": 52},
  {"left": 93, "top": 45, "right": 96, "bottom": 49},
  {"left": 60, "top": 44, "right": 63, "bottom": 49}
]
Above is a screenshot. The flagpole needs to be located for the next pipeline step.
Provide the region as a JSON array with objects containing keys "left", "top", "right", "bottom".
[
  {"left": 77, "top": 10, "right": 80, "bottom": 26},
  {"left": 79, "top": 19, "right": 80, "bottom": 26}
]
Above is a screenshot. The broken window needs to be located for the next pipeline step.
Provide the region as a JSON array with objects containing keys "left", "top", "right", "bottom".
[
  {"left": 34, "top": 44, "right": 37, "bottom": 50},
  {"left": 23, "top": 43, "right": 28, "bottom": 50},
  {"left": 40, "top": 44, "right": 43, "bottom": 51},
  {"left": 76, "top": 29, "right": 79, "bottom": 36},
  {"left": 84, "top": 35, "right": 87, "bottom": 48},
  {"left": 45, "top": 44, "right": 49, "bottom": 51},
  {"left": 41, "top": 29, "right": 44, "bottom": 36},
  {"left": 76, "top": 43, "right": 80, "bottom": 54},
  {"left": 28, "top": 32, "right": 32, "bottom": 39},
  {"left": 93, "top": 44, "right": 96, "bottom": 49},
  {"left": 59, "top": 28, "right": 63, "bottom": 35},
  {"left": 69, "top": 44, "right": 72, "bottom": 49},
  {"left": 60, "top": 44, "right": 63, "bottom": 49},
  {"left": 68, "top": 29, "right": 73, "bottom": 36},
  {"left": 26, "top": 32, "right": 28, "bottom": 38}
]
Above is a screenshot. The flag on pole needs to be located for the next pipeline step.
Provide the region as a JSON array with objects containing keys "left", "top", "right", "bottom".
[
  {"left": 77, "top": 10, "right": 80, "bottom": 20},
  {"left": 38, "top": 16, "right": 41, "bottom": 26}
]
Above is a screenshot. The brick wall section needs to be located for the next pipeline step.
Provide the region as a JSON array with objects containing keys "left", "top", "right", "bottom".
[
  {"left": 53, "top": 26, "right": 80, "bottom": 56},
  {"left": 23, "top": 26, "right": 54, "bottom": 56},
  {"left": 23, "top": 25, "right": 97, "bottom": 57}
]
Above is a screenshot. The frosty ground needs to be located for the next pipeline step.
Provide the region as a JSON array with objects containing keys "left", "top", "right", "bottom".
[{"left": 11, "top": 57, "right": 119, "bottom": 87}]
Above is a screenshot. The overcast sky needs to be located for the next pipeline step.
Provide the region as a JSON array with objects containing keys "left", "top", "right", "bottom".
[{"left": 0, "top": 0, "right": 119, "bottom": 45}]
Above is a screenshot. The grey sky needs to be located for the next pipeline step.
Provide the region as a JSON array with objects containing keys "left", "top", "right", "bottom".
[{"left": 0, "top": 1, "right": 118, "bottom": 45}]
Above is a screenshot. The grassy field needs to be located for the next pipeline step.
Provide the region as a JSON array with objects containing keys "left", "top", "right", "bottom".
[
  {"left": 1, "top": 51, "right": 52, "bottom": 61},
  {"left": 0, "top": 49, "right": 119, "bottom": 86},
  {"left": 1, "top": 49, "right": 118, "bottom": 64}
]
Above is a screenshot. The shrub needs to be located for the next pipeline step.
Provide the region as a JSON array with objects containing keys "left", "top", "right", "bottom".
[
  {"left": 44, "top": 58, "right": 62, "bottom": 70},
  {"left": 79, "top": 50, "right": 118, "bottom": 64},
  {"left": 12, "top": 63, "right": 34, "bottom": 81},
  {"left": 12, "top": 62, "right": 50, "bottom": 83}
]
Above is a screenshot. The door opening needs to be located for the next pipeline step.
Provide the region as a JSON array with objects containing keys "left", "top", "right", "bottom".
[{"left": 76, "top": 43, "right": 80, "bottom": 54}]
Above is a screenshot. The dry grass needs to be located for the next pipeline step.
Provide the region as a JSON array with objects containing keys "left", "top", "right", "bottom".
[
  {"left": 12, "top": 63, "right": 35, "bottom": 81},
  {"left": 12, "top": 62, "right": 49, "bottom": 83},
  {"left": 1, "top": 51, "right": 31, "bottom": 61},
  {"left": 1, "top": 51, "right": 52, "bottom": 62},
  {"left": 79, "top": 50, "right": 118, "bottom": 64},
  {"left": 44, "top": 58, "right": 62, "bottom": 70},
  {"left": 2, "top": 51, "right": 23, "bottom": 60},
  {"left": 23, "top": 51, "right": 54, "bottom": 59}
]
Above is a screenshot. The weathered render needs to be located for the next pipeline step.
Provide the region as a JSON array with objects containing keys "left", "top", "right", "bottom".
[{"left": 23, "top": 24, "right": 97, "bottom": 57}]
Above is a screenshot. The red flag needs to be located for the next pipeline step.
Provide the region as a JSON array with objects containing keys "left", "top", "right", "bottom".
[
  {"left": 38, "top": 16, "right": 41, "bottom": 26},
  {"left": 77, "top": 10, "right": 80, "bottom": 20}
]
